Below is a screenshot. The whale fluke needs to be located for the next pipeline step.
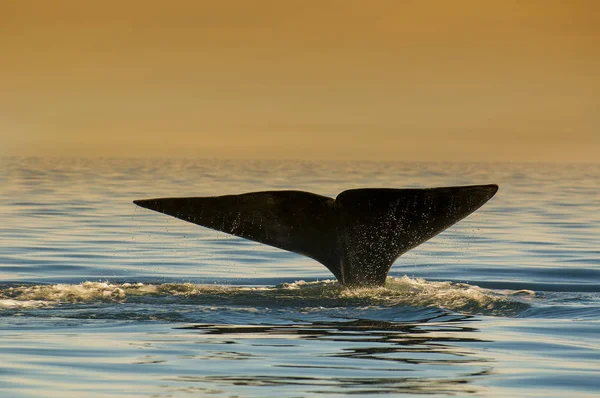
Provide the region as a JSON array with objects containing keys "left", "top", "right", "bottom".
[{"left": 134, "top": 184, "right": 498, "bottom": 286}]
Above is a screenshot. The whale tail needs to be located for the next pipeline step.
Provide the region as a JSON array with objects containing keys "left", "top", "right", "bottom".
[{"left": 134, "top": 184, "right": 498, "bottom": 286}]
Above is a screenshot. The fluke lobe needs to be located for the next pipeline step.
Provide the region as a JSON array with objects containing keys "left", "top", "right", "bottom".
[{"left": 134, "top": 184, "right": 498, "bottom": 286}]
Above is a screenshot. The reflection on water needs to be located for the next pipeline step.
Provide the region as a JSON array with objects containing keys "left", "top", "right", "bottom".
[
  {"left": 2, "top": 313, "right": 598, "bottom": 397},
  {"left": 171, "top": 319, "right": 489, "bottom": 395},
  {"left": 0, "top": 315, "right": 491, "bottom": 397},
  {"left": 181, "top": 317, "right": 482, "bottom": 396},
  {"left": 175, "top": 375, "right": 481, "bottom": 396}
]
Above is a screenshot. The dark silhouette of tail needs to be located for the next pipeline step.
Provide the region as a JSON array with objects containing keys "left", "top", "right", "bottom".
[{"left": 134, "top": 184, "right": 498, "bottom": 286}]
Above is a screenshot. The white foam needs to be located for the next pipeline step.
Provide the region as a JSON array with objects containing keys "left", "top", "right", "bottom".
[
  {"left": 0, "top": 277, "right": 527, "bottom": 315},
  {"left": 279, "top": 276, "right": 525, "bottom": 315},
  {"left": 0, "top": 299, "right": 48, "bottom": 310}
]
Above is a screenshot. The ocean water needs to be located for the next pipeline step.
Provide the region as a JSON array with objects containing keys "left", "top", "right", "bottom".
[{"left": 0, "top": 157, "right": 599, "bottom": 397}]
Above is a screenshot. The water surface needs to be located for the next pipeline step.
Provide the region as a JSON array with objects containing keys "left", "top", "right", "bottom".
[{"left": 1, "top": 158, "right": 599, "bottom": 397}]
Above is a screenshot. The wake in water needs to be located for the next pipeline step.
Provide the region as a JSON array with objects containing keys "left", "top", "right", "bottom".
[{"left": 0, "top": 276, "right": 531, "bottom": 316}]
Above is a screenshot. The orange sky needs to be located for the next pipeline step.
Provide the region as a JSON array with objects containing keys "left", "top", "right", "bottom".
[{"left": 1, "top": 0, "right": 599, "bottom": 162}]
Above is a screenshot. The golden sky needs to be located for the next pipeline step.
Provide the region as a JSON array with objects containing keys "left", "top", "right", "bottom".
[{"left": 1, "top": 0, "right": 598, "bottom": 162}]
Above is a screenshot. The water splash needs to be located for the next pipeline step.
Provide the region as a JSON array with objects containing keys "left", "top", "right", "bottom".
[{"left": 0, "top": 276, "right": 530, "bottom": 316}]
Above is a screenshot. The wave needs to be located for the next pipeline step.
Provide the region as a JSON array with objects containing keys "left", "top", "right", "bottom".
[{"left": 0, "top": 276, "right": 530, "bottom": 316}]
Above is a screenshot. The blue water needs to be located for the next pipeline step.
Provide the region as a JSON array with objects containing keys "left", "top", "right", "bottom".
[{"left": 1, "top": 157, "right": 599, "bottom": 397}]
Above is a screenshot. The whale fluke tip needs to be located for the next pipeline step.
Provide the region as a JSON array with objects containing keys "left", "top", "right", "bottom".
[{"left": 133, "top": 198, "right": 162, "bottom": 211}]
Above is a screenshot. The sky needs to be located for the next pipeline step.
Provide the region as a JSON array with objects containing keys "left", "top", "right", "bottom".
[{"left": 1, "top": 0, "right": 599, "bottom": 162}]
